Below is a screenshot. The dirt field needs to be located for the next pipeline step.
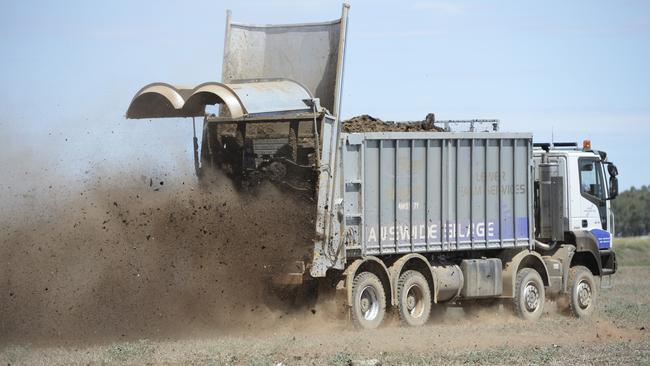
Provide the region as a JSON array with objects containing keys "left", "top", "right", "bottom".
[{"left": 1, "top": 173, "right": 649, "bottom": 365}]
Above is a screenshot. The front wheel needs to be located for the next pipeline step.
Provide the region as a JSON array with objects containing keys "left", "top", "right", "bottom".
[
  {"left": 513, "top": 268, "right": 545, "bottom": 321},
  {"left": 567, "top": 265, "right": 597, "bottom": 318},
  {"left": 350, "top": 272, "right": 386, "bottom": 329}
]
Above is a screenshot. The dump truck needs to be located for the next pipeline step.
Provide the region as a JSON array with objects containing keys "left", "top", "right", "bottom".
[{"left": 126, "top": 4, "right": 619, "bottom": 328}]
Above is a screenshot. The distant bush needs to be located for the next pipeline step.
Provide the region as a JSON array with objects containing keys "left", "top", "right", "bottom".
[{"left": 612, "top": 185, "right": 650, "bottom": 236}]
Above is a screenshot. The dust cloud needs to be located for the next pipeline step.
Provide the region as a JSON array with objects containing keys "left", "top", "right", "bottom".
[{"left": 0, "top": 164, "right": 317, "bottom": 345}]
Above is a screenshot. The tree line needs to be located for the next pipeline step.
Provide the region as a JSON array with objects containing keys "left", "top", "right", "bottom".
[{"left": 612, "top": 185, "right": 650, "bottom": 237}]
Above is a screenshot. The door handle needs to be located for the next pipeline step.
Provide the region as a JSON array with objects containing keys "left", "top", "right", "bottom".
[{"left": 582, "top": 220, "right": 588, "bottom": 228}]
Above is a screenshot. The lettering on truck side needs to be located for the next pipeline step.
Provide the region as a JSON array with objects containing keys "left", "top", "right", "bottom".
[{"left": 366, "top": 222, "right": 497, "bottom": 242}]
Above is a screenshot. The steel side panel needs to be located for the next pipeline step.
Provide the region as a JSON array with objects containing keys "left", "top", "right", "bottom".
[
  {"left": 364, "top": 141, "right": 380, "bottom": 253},
  {"left": 344, "top": 133, "right": 533, "bottom": 257},
  {"left": 412, "top": 140, "right": 427, "bottom": 252},
  {"left": 343, "top": 143, "right": 362, "bottom": 253},
  {"left": 396, "top": 140, "right": 411, "bottom": 251},
  {"left": 380, "top": 141, "right": 396, "bottom": 253},
  {"left": 222, "top": 5, "right": 349, "bottom": 116}
]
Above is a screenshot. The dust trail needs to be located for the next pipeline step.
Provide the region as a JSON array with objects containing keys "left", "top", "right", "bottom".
[{"left": 0, "top": 167, "right": 316, "bottom": 345}]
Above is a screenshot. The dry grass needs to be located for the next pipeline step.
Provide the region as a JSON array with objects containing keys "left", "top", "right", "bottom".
[{"left": 614, "top": 236, "right": 650, "bottom": 267}]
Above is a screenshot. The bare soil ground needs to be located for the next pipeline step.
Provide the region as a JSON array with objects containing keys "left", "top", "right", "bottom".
[
  {"left": 1, "top": 173, "right": 649, "bottom": 365},
  {"left": 3, "top": 264, "right": 649, "bottom": 366}
]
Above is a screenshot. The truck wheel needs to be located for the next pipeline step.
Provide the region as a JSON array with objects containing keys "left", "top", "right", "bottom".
[
  {"left": 513, "top": 268, "right": 545, "bottom": 321},
  {"left": 397, "top": 270, "right": 431, "bottom": 327},
  {"left": 568, "top": 265, "right": 597, "bottom": 318},
  {"left": 351, "top": 272, "right": 386, "bottom": 329}
]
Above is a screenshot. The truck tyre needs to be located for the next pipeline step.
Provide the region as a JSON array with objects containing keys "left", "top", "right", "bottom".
[
  {"left": 397, "top": 270, "right": 431, "bottom": 327},
  {"left": 513, "top": 268, "right": 545, "bottom": 321},
  {"left": 567, "top": 265, "right": 597, "bottom": 318},
  {"left": 351, "top": 271, "right": 386, "bottom": 329}
]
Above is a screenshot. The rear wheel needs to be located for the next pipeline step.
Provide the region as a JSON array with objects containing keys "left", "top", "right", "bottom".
[
  {"left": 513, "top": 268, "right": 545, "bottom": 321},
  {"left": 567, "top": 265, "right": 597, "bottom": 318},
  {"left": 351, "top": 272, "right": 386, "bottom": 329},
  {"left": 397, "top": 270, "right": 432, "bottom": 326}
]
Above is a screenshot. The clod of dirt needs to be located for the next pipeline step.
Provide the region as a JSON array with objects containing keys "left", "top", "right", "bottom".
[{"left": 341, "top": 113, "right": 443, "bottom": 133}]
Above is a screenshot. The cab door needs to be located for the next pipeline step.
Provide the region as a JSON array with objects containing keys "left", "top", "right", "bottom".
[{"left": 577, "top": 158, "right": 611, "bottom": 249}]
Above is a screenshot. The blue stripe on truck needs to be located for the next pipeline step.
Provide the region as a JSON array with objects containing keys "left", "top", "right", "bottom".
[{"left": 590, "top": 228, "right": 612, "bottom": 250}]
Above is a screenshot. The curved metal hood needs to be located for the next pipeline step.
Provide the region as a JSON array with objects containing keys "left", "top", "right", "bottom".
[
  {"left": 126, "top": 78, "right": 313, "bottom": 119},
  {"left": 126, "top": 4, "right": 348, "bottom": 120}
]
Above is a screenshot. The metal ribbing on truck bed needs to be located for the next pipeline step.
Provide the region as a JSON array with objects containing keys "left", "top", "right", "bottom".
[
  {"left": 341, "top": 132, "right": 533, "bottom": 258},
  {"left": 455, "top": 139, "right": 459, "bottom": 250},
  {"left": 498, "top": 139, "right": 503, "bottom": 246},
  {"left": 512, "top": 139, "right": 517, "bottom": 245},
  {"left": 527, "top": 140, "right": 534, "bottom": 250},
  {"left": 470, "top": 139, "right": 474, "bottom": 249},
  {"left": 483, "top": 139, "right": 491, "bottom": 247}
]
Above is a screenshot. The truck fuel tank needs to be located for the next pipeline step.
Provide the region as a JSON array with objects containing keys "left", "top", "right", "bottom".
[
  {"left": 460, "top": 258, "right": 503, "bottom": 298},
  {"left": 431, "top": 264, "right": 463, "bottom": 303}
]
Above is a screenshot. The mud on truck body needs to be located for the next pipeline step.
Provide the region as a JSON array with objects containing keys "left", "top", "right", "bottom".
[{"left": 126, "top": 4, "right": 620, "bottom": 328}]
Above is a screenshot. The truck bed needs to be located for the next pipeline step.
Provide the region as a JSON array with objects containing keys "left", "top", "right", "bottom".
[{"left": 338, "top": 132, "right": 534, "bottom": 257}]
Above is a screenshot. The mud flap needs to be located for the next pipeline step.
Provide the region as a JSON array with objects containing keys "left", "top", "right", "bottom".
[{"left": 600, "top": 274, "right": 613, "bottom": 289}]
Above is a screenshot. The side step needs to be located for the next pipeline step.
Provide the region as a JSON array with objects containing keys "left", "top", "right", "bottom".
[{"left": 600, "top": 274, "right": 614, "bottom": 289}]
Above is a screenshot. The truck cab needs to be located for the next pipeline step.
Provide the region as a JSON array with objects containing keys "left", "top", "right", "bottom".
[{"left": 533, "top": 140, "right": 619, "bottom": 278}]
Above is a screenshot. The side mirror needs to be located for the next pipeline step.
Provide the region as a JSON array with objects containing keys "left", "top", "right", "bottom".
[
  {"left": 607, "top": 163, "right": 618, "bottom": 177},
  {"left": 608, "top": 176, "right": 619, "bottom": 200}
]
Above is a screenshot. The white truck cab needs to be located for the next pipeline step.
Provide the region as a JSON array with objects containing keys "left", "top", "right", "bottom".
[{"left": 533, "top": 140, "right": 619, "bottom": 279}]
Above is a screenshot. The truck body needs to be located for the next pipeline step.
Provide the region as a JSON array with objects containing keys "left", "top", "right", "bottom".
[
  {"left": 126, "top": 5, "right": 619, "bottom": 328},
  {"left": 331, "top": 132, "right": 533, "bottom": 263}
]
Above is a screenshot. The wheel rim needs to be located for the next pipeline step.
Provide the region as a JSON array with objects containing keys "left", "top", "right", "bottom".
[
  {"left": 359, "top": 285, "right": 380, "bottom": 321},
  {"left": 523, "top": 281, "right": 540, "bottom": 312},
  {"left": 576, "top": 280, "right": 592, "bottom": 309},
  {"left": 405, "top": 283, "right": 425, "bottom": 318}
]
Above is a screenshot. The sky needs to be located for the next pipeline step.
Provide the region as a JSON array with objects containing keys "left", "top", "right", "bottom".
[{"left": 1, "top": 0, "right": 649, "bottom": 192}]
